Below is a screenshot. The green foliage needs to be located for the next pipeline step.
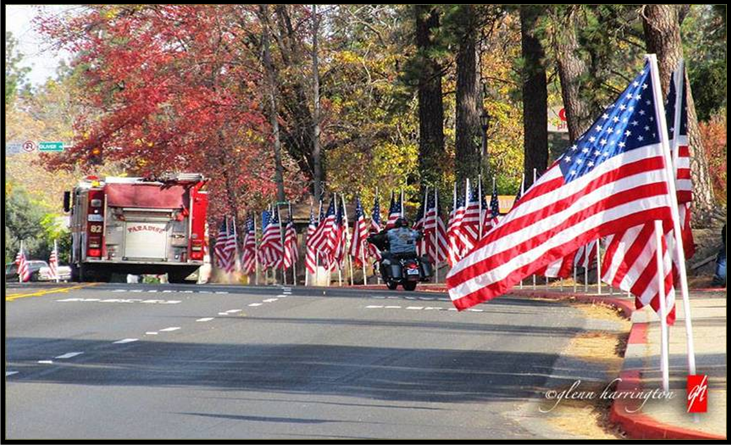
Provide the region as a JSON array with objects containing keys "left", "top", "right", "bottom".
[
  {"left": 4, "top": 31, "right": 30, "bottom": 106},
  {"left": 5, "top": 186, "right": 53, "bottom": 263}
]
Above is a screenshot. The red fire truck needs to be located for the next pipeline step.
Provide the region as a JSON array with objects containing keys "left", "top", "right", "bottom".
[{"left": 63, "top": 173, "right": 208, "bottom": 282}]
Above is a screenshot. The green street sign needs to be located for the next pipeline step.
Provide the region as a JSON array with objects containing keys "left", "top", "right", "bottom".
[{"left": 38, "top": 142, "right": 64, "bottom": 152}]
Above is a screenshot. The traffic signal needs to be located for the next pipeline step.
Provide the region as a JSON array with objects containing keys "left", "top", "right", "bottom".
[{"left": 89, "top": 147, "right": 103, "bottom": 165}]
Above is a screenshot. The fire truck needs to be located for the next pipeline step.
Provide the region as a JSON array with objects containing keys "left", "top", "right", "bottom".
[{"left": 64, "top": 173, "right": 208, "bottom": 282}]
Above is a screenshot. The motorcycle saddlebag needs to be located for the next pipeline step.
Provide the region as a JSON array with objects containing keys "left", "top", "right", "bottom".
[
  {"left": 419, "top": 257, "right": 433, "bottom": 278},
  {"left": 389, "top": 263, "right": 403, "bottom": 279}
]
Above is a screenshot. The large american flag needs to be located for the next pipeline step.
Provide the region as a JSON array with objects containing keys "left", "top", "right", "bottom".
[
  {"left": 600, "top": 64, "right": 693, "bottom": 324},
  {"left": 369, "top": 194, "right": 382, "bottom": 261},
  {"left": 48, "top": 239, "right": 59, "bottom": 281},
  {"left": 241, "top": 215, "right": 257, "bottom": 274},
  {"left": 385, "top": 191, "right": 402, "bottom": 230},
  {"left": 305, "top": 203, "right": 318, "bottom": 274},
  {"left": 283, "top": 210, "right": 298, "bottom": 270},
  {"left": 350, "top": 196, "right": 369, "bottom": 267},
  {"left": 447, "top": 61, "right": 675, "bottom": 310},
  {"left": 423, "top": 188, "right": 449, "bottom": 263},
  {"left": 214, "top": 217, "right": 232, "bottom": 271},
  {"left": 15, "top": 242, "right": 30, "bottom": 283},
  {"left": 574, "top": 239, "right": 598, "bottom": 269},
  {"left": 333, "top": 199, "right": 348, "bottom": 268},
  {"left": 261, "top": 208, "right": 284, "bottom": 270},
  {"left": 258, "top": 210, "right": 271, "bottom": 269}
]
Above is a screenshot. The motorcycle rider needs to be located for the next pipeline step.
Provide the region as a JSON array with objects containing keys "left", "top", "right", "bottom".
[{"left": 368, "top": 217, "right": 422, "bottom": 279}]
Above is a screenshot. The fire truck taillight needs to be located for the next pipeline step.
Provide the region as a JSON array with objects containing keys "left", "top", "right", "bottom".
[{"left": 190, "top": 240, "right": 204, "bottom": 260}]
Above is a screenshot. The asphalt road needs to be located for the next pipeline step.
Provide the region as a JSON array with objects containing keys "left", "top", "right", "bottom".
[{"left": 5, "top": 282, "right": 589, "bottom": 439}]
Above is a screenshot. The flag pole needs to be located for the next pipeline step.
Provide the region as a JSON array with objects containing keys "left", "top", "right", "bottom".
[
  {"left": 374, "top": 188, "right": 380, "bottom": 285},
  {"left": 335, "top": 193, "right": 342, "bottom": 287},
  {"left": 277, "top": 204, "right": 285, "bottom": 286},
  {"left": 596, "top": 237, "right": 602, "bottom": 295},
  {"left": 654, "top": 220, "right": 671, "bottom": 392},
  {"left": 290, "top": 202, "right": 297, "bottom": 286},
  {"left": 342, "top": 194, "right": 354, "bottom": 286},
  {"left": 478, "top": 175, "right": 483, "bottom": 240},
  {"left": 518, "top": 174, "right": 525, "bottom": 289},
  {"left": 647, "top": 53, "right": 697, "bottom": 378},
  {"left": 573, "top": 256, "right": 578, "bottom": 293}
]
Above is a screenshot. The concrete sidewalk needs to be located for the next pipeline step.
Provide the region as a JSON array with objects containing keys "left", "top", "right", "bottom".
[{"left": 611, "top": 292, "right": 727, "bottom": 439}]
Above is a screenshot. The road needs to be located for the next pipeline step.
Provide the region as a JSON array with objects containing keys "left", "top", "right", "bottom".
[{"left": 5, "top": 282, "right": 590, "bottom": 439}]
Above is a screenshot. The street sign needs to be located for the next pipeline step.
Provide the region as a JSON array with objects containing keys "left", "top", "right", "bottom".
[
  {"left": 22, "top": 140, "right": 37, "bottom": 152},
  {"left": 39, "top": 141, "right": 65, "bottom": 152}
]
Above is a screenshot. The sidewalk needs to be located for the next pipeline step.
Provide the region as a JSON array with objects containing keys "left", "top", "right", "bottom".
[{"left": 610, "top": 293, "right": 727, "bottom": 439}]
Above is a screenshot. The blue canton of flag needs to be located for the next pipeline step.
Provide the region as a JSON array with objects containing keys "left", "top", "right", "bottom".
[
  {"left": 490, "top": 182, "right": 500, "bottom": 218},
  {"left": 558, "top": 64, "right": 660, "bottom": 182}
]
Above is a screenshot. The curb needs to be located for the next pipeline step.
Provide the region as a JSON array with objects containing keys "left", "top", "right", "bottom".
[
  {"left": 354, "top": 283, "right": 725, "bottom": 439},
  {"left": 609, "top": 322, "right": 726, "bottom": 440}
]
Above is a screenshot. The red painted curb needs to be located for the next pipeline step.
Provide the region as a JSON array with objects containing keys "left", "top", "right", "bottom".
[
  {"left": 609, "top": 322, "right": 726, "bottom": 440},
  {"left": 353, "top": 283, "right": 725, "bottom": 439}
]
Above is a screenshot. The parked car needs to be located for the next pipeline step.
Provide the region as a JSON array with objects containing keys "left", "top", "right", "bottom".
[{"left": 5, "top": 261, "right": 71, "bottom": 282}]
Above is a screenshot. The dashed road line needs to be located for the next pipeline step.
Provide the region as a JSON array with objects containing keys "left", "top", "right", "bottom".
[
  {"left": 159, "top": 327, "right": 181, "bottom": 332},
  {"left": 146, "top": 332, "right": 159, "bottom": 335},
  {"left": 196, "top": 317, "right": 214, "bottom": 322},
  {"left": 262, "top": 298, "right": 278, "bottom": 303},
  {"left": 54, "top": 352, "right": 84, "bottom": 359},
  {"left": 113, "top": 338, "right": 139, "bottom": 344},
  {"left": 385, "top": 305, "right": 402, "bottom": 309},
  {"left": 248, "top": 303, "right": 263, "bottom": 307},
  {"left": 5, "top": 371, "right": 19, "bottom": 377},
  {"left": 225, "top": 309, "right": 242, "bottom": 313},
  {"left": 366, "top": 305, "right": 383, "bottom": 309},
  {"left": 38, "top": 360, "right": 54, "bottom": 364}
]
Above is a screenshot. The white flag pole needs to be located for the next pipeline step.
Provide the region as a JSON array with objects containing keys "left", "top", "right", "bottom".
[
  {"left": 597, "top": 237, "right": 602, "bottom": 295},
  {"left": 654, "top": 220, "right": 671, "bottom": 392},
  {"left": 478, "top": 175, "right": 483, "bottom": 240},
  {"left": 647, "top": 53, "right": 697, "bottom": 377}
]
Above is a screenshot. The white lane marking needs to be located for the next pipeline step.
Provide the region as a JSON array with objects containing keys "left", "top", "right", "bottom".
[
  {"left": 218, "top": 312, "right": 229, "bottom": 316},
  {"left": 225, "top": 309, "right": 242, "bottom": 313},
  {"left": 419, "top": 297, "right": 435, "bottom": 301},
  {"left": 113, "top": 338, "right": 139, "bottom": 344},
  {"left": 406, "top": 306, "right": 424, "bottom": 310},
  {"left": 146, "top": 332, "right": 159, "bottom": 335},
  {"left": 248, "top": 303, "right": 263, "bottom": 307},
  {"left": 447, "top": 308, "right": 458, "bottom": 311},
  {"left": 387, "top": 296, "right": 399, "bottom": 299},
  {"left": 262, "top": 298, "right": 278, "bottom": 303},
  {"left": 38, "top": 360, "right": 54, "bottom": 364},
  {"left": 59, "top": 298, "right": 180, "bottom": 305},
  {"left": 113, "top": 289, "right": 127, "bottom": 293},
  {"left": 438, "top": 298, "right": 450, "bottom": 301},
  {"left": 405, "top": 296, "right": 416, "bottom": 300},
  {"left": 130, "top": 290, "right": 144, "bottom": 293},
  {"left": 366, "top": 305, "right": 383, "bottom": 309},
  {"left": 147, "top": 290, "right": 158, "bottom": 293},
  {"left": 182, "top": 290, "right": 194, "bottom": 293},
  {"left": 467, "top": 308, "right": 484, "bottom": 312},
  {"left": 5, "top": 371, "right": 19, "bottom": 377},
  {"left": 159, "top": 327, "right": 181, "bottom": 332},
  {"left": 56, "top": 298, "right": 81, "bottom": 302},
  {"left": 385, "top": 305, "right": 402, "bottom": 309},
  {"left": 162, "top": 290, "right": 173, "bottom": 293},
  {"left": 215, "top": 291, "right": 229, "bottom": 294},
  {"left": 372, "top": 296, "right": 386, "bottom": 299},
  {"left": 196, "top": 317, "right": 214, "bottom": 322},
  {"left": 54, "top": 352, "right": 84, "bottom": 359},
  {"left": 424, "top": 307, "right": 444, "bottom": 311}
]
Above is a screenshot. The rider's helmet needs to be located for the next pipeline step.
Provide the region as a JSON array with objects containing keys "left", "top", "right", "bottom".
[{"left": 395, "top": 217, "right": 409, "bottom": 228}]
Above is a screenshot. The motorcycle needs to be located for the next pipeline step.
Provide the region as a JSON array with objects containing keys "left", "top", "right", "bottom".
[{"left": 367, "top": 231, "right": 433, "bottom": 291}]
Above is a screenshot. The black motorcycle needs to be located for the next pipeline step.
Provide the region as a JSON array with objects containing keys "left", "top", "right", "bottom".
[{"left": 367, "top": 231, "right": 433, "bottom": 291}]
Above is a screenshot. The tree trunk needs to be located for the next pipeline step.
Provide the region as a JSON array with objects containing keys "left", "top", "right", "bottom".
[
  {"left": 311, "top": 4, "right": 323, "bottom": 200},
  {"left": 454, "top": 5, "right": 481, "bottom": 186},
  {"left": 552, "top": 6, "right": 592, "bottom": 143},
  {"left": 520, "top": 6, "right": 549, "bottom": 187},
  {"left": 259, "top": 5, "right": 286, "bottom": 202},
  {"left": 642, "top": 4, "right": 716, "bottom": 225},
  {"left": 415, "top": 5, "right": 445, "bottom": 189}
]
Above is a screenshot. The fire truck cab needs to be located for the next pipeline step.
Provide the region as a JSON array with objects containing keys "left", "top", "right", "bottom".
[{"left": 64, "top": 173, "right": 208, "bottom": 283}]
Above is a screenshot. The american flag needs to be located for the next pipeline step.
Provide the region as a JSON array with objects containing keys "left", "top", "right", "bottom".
[
  {"left": 214, "top": 217, "right": 232, "bottom": 271},
  {"left": 283, "top": 210, "right": 298, "bottom": 270},
  {"left": 446, "top": 186, "right": 466, "bottom": 266},
  {"left": 309, "top": 198, "right": 337, "bottom": 268},
  {"left": 15, "top": 242, "right": 30, "bottom": 283},
  {"left": 483, "top": 179, "right": 501, "bottom": 234},
  {"left": 333, "top": 199, "right": 348, "bottom": 268},
  {"left": 241, "top": 215, "right": 257, "bottom": 274},
  {"left": 423, "top": 188, "right": 449, "bottom": 263},
  {"left": 350, "top": 196, "right": 369, "bottom": 266},
  {"left": 414, "top": 188, "right": 428, "bottom": 256},
  {"left": 601, "top": 64, "right": 694, "bottom": 324},
  {"left": 369, "top": 194, "right": 382, "bottom": 261},
  {"left": 258, "top": 210, "right": 271, "bottom": 269},
  {"left": 261, "top": 208, "right": 284, "bottom": 270},
  {"left": 223, "top": 216, "right": 239, "bottom": 273},
  {"left": 305, "top": 203, "right": 318, "bottom": 274},
  {"left": 447, "top": 61, "right": 675, "bottom": 310},
  {"left": 461, "top": 179, "right": 481, "bottom": 250},
  {"left": 48, "top": 239, "right": 59, "bottom": 281},
  {"left": 385, "top": 191, "right": 402, "bottom": 230}
]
